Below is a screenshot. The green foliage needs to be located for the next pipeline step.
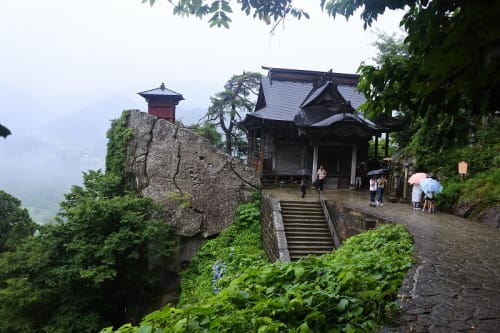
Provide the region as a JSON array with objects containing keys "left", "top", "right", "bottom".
[
  {"left": 102, "top": 224, "right": 414, "bottom": 333},
  {"left": 345, "top": 1, "right": 500, "bottom": 119},
  {"left": 187, "top": 122, "right": 224, "bottom": 149},
  {"left": 357, "top": 32, "right": 412, "bottom": 118},
  {"left": 142, "top": 0, "right": 309, "bottom": 29},
  {"left": 204, "top": 71, "right": 262, "bottom": 157},
  {"left": 401, "top": 114, "right": 499, "bottom": 176},
  {"left": 106, "top": 110, "right": 134, "bottom": 183},
  {"left": 437, "top": 168, "right": 500, "bottom": 217},
  {"left": 434, "top": 180, "right": 461, "bottom": 212},
  {"left": 0, "top": 170, "right": 176, "bottom": 333},
  {"left": 364, "top": 30, "right": 499, "bottom": 216},
  {"left": 368, "top": 136, "right": 397, "bottom": 160},
  {"left": 0, "top": 190, "right": 37, "bottom": 252},
  {"left": 143, "top": 0, "right": 500, "bottom": 117},
  {"left": 0, "top": 123, "right": 11, "bottom": 138},
  {"left": 178, "top": 199, "right": 265, "bottom": 306},
  {"left": 166, "top": 191, "right": 193, "bottom": 209},
  {"left": 459, "top": 169, "right": 500, "bottom": 216},
  {"left": 399, "top": 116, "right": 499, "bottom": 216}
]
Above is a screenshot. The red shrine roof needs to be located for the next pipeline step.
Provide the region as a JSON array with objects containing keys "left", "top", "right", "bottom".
[{"left": 138, "top": 83, "right": 184, "bottom": 101}]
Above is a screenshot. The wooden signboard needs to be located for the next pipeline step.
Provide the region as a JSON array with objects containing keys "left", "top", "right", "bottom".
[{"left": 458, "top": 161, "right": 468, "bottom": 175}]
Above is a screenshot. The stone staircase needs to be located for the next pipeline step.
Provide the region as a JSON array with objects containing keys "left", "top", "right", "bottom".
[{"left": 280, "top": 201, "right": 335, "bottom": 261}]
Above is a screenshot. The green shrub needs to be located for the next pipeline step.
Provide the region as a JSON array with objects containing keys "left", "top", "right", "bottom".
[
  {"left": 435, "top": 180, "right": 462, "bottom": 212},
  {"left": 105, "top": 110, "right": 134, "bottom": 188},
  {"left": 460, "top": 168, "right": 500, "bottom": 216},
  {"left": 178, "top": 198, "right": 266, "bottom": 306},
  {"left": 102, "top": 224, "right": 414, "bottom": 333}
]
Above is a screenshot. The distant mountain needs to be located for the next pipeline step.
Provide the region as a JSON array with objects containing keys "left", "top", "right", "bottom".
[
  {"left": 0, "top": 95, "right": 208, "bottom": 224},
  {"left": 38, "top": 95, "right": 139, "bottom": 155},
  {"left": 0, "top": 95, "right": 138, "bottom": 223},
  {"left": 0, "top": 85, "right": 53, "bottom": 132}
]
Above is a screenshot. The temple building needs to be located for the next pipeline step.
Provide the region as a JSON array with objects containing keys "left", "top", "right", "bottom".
[
  {"left": 239, "top": 67, "right": 402, "bottom": 188},
  {"left": 138, "top": 82, "right": 184, "bottom": 123}
]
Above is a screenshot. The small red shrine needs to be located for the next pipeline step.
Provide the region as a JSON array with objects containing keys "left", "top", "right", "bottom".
[{"left": 138, "top": 83, "right": 184, "bottom": 123}]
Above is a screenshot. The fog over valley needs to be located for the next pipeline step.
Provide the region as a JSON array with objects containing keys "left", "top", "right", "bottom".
[{"left": 0, "top": 91, "right": 205, "bottom": 223}]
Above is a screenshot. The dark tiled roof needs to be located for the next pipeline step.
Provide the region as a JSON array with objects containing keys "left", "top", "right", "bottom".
[
  {"left": 138, "top": 82, "right": 184, "bottom": 100},
  {"left": 250, "top": 77, "right": 312, "bottom": 122},
  {"left": 311, "top": 112, "right": 378, "bottom": 130},
  {"left": 301, "top": 82, "right": 330, "bottom": 107},
  {"left": 240, "top": 67, "right": 387, "bottom": 133},
  {"left": 337, "top": 85, "right": 365, "bottom": 110}
]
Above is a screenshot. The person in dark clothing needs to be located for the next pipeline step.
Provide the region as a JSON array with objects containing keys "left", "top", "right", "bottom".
[{"left": 300, "top": 176, "right": 308, "bottom": 198}]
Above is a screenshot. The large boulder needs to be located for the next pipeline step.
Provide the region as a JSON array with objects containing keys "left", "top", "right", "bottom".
[{"left": 125, "top": 110, "right": 260, "bottom": 238}]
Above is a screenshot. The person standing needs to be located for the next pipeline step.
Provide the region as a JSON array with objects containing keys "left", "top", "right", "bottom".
[
  {"left": 376, "top": 174, "right": 387, "bottom": 206},
  {"left": 423, "top": 191, "right": 435, "bottom": 213},
  {"left": 355, "top": 164, "right": 362, "bottom": 190},
  {"left": 315, "top": 165, "right": 327, "bottom": 192},
  {"left": 369, "top": 176, "right": 378, "bottom": 207},
  {"left": 300, "top": 176, "right": 308, "bottom": 198},
  {"left": 411, "top": 183, "right": 423, "bottom": 210}
]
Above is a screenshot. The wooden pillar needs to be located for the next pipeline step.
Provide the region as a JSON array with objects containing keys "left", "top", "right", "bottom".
[
  {"left": 374, "top": 136, "right": 379, "bottom": 162},
  {"left": 350, "top": 144, "right": 358, "bottom": 189},
  {"left": 312, "top": 144, "right": 318, "bottom": 182},
  {"left": 384, "top": 133, "right": 390, "bottom": 157}
]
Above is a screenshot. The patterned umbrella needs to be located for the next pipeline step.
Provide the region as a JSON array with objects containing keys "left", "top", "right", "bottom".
[
  {"left": 408, "top": 172, "right": 427, "bottom": 185},
  {"left": 419, "top": 177, "right": 443, "bottom": 194}
]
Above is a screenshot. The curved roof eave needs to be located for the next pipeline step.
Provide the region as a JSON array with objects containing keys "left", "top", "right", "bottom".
[{"left": 308, "top": 113, "right": 381, "bottom": 131}]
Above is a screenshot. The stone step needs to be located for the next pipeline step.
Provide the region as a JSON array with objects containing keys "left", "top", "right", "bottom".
[
  {"left": 286, "top": 227, "right": 331, "bottom": 233},
  {"left": 288, "top": 248, "right": 334, "bottom": 255},
  {"left": 282, "top": 216, "right": 326, "bottom": 223},
  {"left": 281, "top": 202, "right": 321, "bottom": 207},
  {"left": 285, "top": 214, "right": 322, "bottom": 219},
  {"left": 284, "top": 220, "right": 328, "bottom": 226},
  {"left": 284, "top": 233, "right": 332, "bottom": 240},
  {"left": 282, "top": 210, "right": 324, "bottom": 216},
  {"left": 280, "top": 199, "right": 335, "bottom": 261},
  {"left": 288, "top": 240, "right": 332, "bottom": 246},
  {"left": 281, "top": 206, "right": 322, "bottom": 211},
  {"left": 290, "top": 243, "right": 333, "bottom": 249},
  {"left": 281, "top": 202, "right": 321, "bottom": 208},
  {"left": 289, "top": 249, "right": 334, "bottom": 260},
  {"left": 282, "top": 208, "right": 323, "bottom": 213}
]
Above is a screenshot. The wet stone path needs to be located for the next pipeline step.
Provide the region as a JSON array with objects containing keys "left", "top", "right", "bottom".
[{"left": 264, "top": 188, "right": 500, "bottom": 333}]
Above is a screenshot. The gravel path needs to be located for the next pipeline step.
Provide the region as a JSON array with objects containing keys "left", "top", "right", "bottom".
[{"left": 264, "top": 188, "right": 500, "bottom": 333}]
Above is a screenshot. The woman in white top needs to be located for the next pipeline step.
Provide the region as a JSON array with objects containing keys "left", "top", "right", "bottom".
[
  {"left": 315, "top": 165, "right": 327, "bottom": 192},
  {"left": 412, "top": 184, "right": 423, "bottom": 210},
  {"left": 369, "top": 176, "right": 377, "bottom": 207}
]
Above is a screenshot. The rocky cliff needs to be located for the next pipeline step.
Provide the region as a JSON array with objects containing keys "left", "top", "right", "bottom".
[{"left": 124, "top": 110, "right": 260, "bottom": 266}]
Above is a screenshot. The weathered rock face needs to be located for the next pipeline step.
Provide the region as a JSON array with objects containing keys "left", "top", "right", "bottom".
[{"left": 125, "top": 110, "right": 260, "bottom": 239}]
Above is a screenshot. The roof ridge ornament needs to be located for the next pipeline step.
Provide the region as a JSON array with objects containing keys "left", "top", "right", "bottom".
[{"left": 160, "top": 82, "right": 165, "bottom": 90}]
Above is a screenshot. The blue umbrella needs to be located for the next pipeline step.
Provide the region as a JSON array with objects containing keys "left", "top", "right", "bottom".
[
  {"left": 366, "top": 168, "right": 389, "bottom": 176},
  {"left": 419, "top": 177, "right": 443, "bottom": 194},
  {"left": 296, "top": 168, "right": 312, "bottom": 176}
]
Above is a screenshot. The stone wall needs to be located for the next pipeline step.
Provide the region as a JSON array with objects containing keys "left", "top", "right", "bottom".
[
  {"left": 260, "top": 193, "right": 290, "bottom": 262},
  {"left": 124, "top": 110, "right": 260, "bottom": 266},
  {"left": 325, "top": 201, "right": 382, "bottom": 243}
]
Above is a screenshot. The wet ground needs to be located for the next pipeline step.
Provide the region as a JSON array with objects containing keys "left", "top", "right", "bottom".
[{"left": 263, "top": 187, "right": 500, "bottom": 333}]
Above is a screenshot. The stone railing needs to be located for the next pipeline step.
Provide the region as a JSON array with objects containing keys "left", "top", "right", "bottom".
[
  {"left": 260, "top": 193, "right": 290, "bottom": 262},
  {"left": 261, "top": 193, "right": 384, "bottom": 262},
  {"left": 320, "top": 200, "right": 342, "bottom": 248},
  {"left": 324, "top": 201, "right": 381, "bottom": 244}
]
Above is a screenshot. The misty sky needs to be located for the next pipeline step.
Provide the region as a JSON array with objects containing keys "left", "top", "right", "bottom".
[
  {"left": 1, "top": 0, "right": 405, "bottom": 223},
  {"left": 1, "top": 0, "right": 404, "bottom": 123}
]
